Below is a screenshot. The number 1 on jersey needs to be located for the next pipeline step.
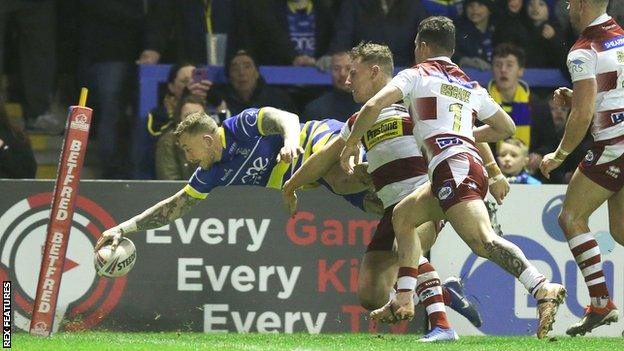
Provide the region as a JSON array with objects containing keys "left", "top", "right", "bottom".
[{"left": 449, "top": 103, "right": 462, "bottom": 132}]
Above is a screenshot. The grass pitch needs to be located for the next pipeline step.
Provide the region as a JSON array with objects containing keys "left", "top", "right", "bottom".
[{"left": 11, "top": 332, "right": 624, "bottom": 351}]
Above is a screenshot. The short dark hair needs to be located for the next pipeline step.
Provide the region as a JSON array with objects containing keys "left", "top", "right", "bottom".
[
  {"left": 349, "top": 42, "right": 394, "bottom": 76},
  {"left": 493, "top": 43, "right": 526, "bottom": 68},
  {"left": 167, "top": 62, "right": 195, "bottom": 84},
  {"left": 417, "top": 16, "right": 455, "bottom": 54}
]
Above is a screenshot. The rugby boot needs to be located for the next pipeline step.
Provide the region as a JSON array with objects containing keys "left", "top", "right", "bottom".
[
  {"left": 443, "top": 277, "right": 483, "bottom": 327},
  {"left": 535, "top": 282, "right": 567, "bottom": 339},
  {"left": 419, "top": 326, "right": 459, "bottom": 342},
  {"left": 566, "top": 300, "right": 619, "bottom": 336},
  {"left": 370, "top": 290, "right": 415, "bottom": 323}
]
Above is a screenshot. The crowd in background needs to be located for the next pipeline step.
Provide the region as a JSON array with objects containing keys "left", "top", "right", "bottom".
[{"left": 1, "top": 0, "right": 621, "bottom": 183}]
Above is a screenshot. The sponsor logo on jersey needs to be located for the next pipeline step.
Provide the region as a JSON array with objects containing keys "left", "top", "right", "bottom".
[
  {"left": 241, "top": 157, "right": 270, "bottom": 185},
  {"left": 440, "top": 83, "right": 471, "bottom": 103},
  {"left": 618, "top": 51, "right": 624, "bottom": 63},
  {"left": 568, "top": 59, "right": 586, "bottom": 74},
  {"left": 584, "top": 150, "right": 595, "bottom": 163},
  {"left": 611, "top": 112, "right": 624, "bottom": 125},
  {"left": 603, "top": 35, "right": 624, "bottom": 51},
  {"left": 435, "top": 136, "right": 463, "bottom": 149},
  {"left": 364, "top": 118, "right": 403, "bottom": 149}
]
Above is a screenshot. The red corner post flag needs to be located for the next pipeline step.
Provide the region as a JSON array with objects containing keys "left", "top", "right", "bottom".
[{"left": 30, "top": 103, "right": 92, "bottom": 336}]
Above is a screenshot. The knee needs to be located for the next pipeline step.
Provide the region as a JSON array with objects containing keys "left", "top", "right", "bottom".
[
  {"left": 357, "top": 287, "right": 387, "bottom": 311},
  {"left": 558, "top": 209, "right": 586, "bottom": 237}
]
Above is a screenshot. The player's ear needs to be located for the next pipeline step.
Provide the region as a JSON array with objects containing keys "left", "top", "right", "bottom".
[
  {"left": 203, "top": 134, "right": 215, "bottom": 146},
  {"left": 371, "top": 65, "right": 380, "bottom": 78}
]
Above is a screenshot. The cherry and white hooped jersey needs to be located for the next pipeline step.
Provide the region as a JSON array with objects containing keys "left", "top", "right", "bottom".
[
  {"left": 340, "top": 104, "right": 428, "bottom": 208},
  {"left": 388, "top": 57, "right": 500, "bottom": 173},
  {"left": 567, "top": 14, "right": 624, "bottom": 142}
]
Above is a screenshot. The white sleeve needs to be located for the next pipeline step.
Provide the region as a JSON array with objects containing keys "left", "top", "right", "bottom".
[
  {"left": 567, "top": 48, "right": 597, "bottom": 82},
  {"left": 477, "top": 89, "right": 501, "bottom": 121},
  {"left": 339, "top": 122, "right": 351, "bottom": 141},
  {"left": 388, "top": 68, "right": 420, "bottom": 102}
]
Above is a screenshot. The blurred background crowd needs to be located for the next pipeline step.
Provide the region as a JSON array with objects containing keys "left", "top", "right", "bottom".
[{"left": 1, "top": 0, "right": 622, "bottom": 184}]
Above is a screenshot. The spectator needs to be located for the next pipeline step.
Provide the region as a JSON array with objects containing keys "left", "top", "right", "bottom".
[
  {"left": 139, "top": 0, "right": 233, "bottom": 65},
  {"left": 328, "top": 0, "right": 428, "bottom": 67},
  {"left": 524, "top": 0, "right": 566, "bottom": 68},
  {"left": 0, "top": 0, "right": 59, "bottom": 132},
  {"left": 493, "top": 0, "right": 532, "bottom": 51},
  {"left": 0, "top": 99, "right": 37, "bottom": 178},
  {"left": 302, "top": 51, "right": 361, "bottom": 122},
  {"left": 218, "top": 50, "right": 297, "bottom": 115},
  {"left": 421, "top": 0, "right": 463, "bottom": 20},
  {"left": 498, "top": 138, "right": 541, "bottom": 184},
  {"left": 529, "top": 95, "right": 591, "bottom": 184},
  {"left": 155, "top": 94, "right": 206, "bottom": 180},
  {"left": 454, "top": 0, "right": 498, "bottom": 70},
  {"left": 228, "top": 0, "right": 334, "bottom": 66},
  {"left": 78, "top": 0, "right": 146, "bottom": 179},
  {"left": 487, "top": 43, "right": 532, "bottom": 146}
]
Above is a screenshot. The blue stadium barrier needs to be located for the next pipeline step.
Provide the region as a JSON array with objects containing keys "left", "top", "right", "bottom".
[{"left": 135, "top": 64, "right": 571, "bottom": 178}]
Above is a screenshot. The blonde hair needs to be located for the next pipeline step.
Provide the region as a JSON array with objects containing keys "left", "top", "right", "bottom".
[
  {"left": 174, "top": 111, "right": 218, "bottom": 138},
  {"left": 349, "top": 42, "right": 394, "bottom": 76},
  {"left": 500, "top": 137, "right": 528, "bottom": 157}
]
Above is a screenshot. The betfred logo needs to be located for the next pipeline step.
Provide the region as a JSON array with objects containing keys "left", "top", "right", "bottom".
[{"left": 0, "top": 193, "right": 126, "bottom": 332}]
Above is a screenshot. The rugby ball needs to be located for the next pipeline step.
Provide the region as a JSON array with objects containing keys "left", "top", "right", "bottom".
[{"left": 94, "top": 238, "right": 137, "bottom": 278}]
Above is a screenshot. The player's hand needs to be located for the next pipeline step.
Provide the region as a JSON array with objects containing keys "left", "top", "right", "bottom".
[
  {"left": 95, "top": 227, "right": 123, "bottom": 253},
  {"left": 528, "top": 152, "right": 543, "bottom": 173},
  {"left": 539, "top": 152, "right": 563, "bottom": 179},
  {"left": 340, "top": 143, "right": 360, "bottom": 175},
  {"left": 282, "top": 181, "right": 298, "bottom": 217},
  {"left": 277, "top": 143, "right": 304, "bottom": 163},
  {"left": 489, "top": 176, "right": 510, "bottom": 205},
  {"left": 352, "top": 162, "right": 373, "bottom": 188},
  {"left": 553, "top": 87, "right": 573, "bottom": 107}
]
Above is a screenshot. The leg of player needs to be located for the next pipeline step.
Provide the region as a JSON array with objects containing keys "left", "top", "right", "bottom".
[
  {"left": 446, "top": 199, "right": 566, "bottom": 339},
  {"left": 372, "top": 185, "right": 444, "bottom": 319},
  {"left": 559, "top": 170, "right": 618, "bottom": 336},
  {"left": 362, "top": 217, "right": 482, "bottom": 330}
]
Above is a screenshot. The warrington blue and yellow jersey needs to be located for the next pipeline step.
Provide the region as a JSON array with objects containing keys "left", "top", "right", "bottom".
[
  {"left": 184, "top": 108, "right": 343, "bottom": 200},
  {"left": 488, "top": 80, "right": 532, "bottom": 147}
]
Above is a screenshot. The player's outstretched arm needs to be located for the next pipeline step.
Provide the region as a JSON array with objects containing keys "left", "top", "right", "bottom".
[
  {"left": 477, "top": 142, "right": 509, "bottom": 205},
  {"left": 95, "top": 189, "right": 201, "bottom": 251},
  {"left": 260, "top": 107, "right": 304, "bottom": 163},
  {"left": 282, "top": 137, "right": 345, "bottom": 216},
  {"left": 473, "top": 108, "right": 516, "bottom": 143}
]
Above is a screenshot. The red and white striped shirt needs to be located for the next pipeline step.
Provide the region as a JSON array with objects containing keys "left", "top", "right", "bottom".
[
  {"left": 388, "top": 57, "right": 500, "bottom": 173},
  {"left": 567, "top": 14, "right": 624, "bottom": 142},
  {"left": 341, "top": 104, "right": 428, "bottom": 209}
]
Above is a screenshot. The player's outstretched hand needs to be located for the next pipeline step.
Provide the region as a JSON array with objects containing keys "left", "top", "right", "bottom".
[
  {"left": 539, "top": 152, "right": 563, "bottom": 179},
  {"left": 277, "top": 144, "right": 304, "bottom": 164},
  {"left": 553, "top": 87, "right": 573, "bottom": 107},
  {"left": 282, "top": 181, "right": 298, "bottom": 217},
  {"left": 489, "top": 176, "right": 510, "bottom": 205},
  {"left": 340, "top": 144, "right": 360, "bottom": 175},
  {"left": 95, "top": 227, "right": 123, "bottom": 253}
]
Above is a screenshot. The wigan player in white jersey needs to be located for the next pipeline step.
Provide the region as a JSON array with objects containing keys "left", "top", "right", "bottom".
[
  {"left": 540, "top": 0, "right": 623, "bottom": 336},
  {"left": 283, "top": 43, "right": 510, "bottom": 341},
  {"left": 340, "top": 17, "right": 566, "bottom": 339}
]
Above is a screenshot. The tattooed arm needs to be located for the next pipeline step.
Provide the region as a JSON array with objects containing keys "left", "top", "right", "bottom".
[
  {"left": 95, "top": 188, "right": 201, "bottom": 251},
  {"left": 259, "top": 107, "right": 303, "bottom": 163}
]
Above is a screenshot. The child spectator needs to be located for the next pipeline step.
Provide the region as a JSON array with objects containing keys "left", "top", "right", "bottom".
[
  {"left": 454, "top": 0, "right": 497, "bottom": 70},
  {"left": 498, "top": 138, "right": 541, "bottom": 184},
  {"left": 493, "top": 0, "right": 531, "bottom": 51},
  {"left": 524, "top": 0, "right": 566, "bottom": 68}
]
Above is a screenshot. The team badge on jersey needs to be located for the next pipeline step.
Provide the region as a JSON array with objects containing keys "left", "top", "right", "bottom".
[{"left": 584, "top": 150, "right": 595, "bottom": 163}]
